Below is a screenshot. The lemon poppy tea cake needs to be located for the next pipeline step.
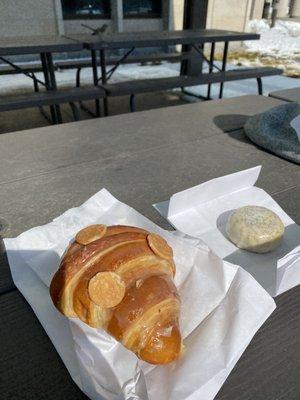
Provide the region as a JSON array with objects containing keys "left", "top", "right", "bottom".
[
  {"left": 50, "top": 224, "right": 182, "bottom": 365},
  {"left": 226, "top": 206, "right": 285, "bottom": 253}
]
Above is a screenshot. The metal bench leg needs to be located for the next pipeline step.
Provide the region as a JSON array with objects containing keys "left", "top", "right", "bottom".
[
  {"left": 32, "top": 74, "right": 53, "bottom": 124},
  {"left": 100, "top": 49, "right": 109, "bottom": 116},
  {"left": 91, "top": 50, "right": 101, "bottom": 117},
  {"left": 207, "top": 42, "right": 215, "bottom": 100},
  {"left": 33, "top": 74, "right": 39, "bottom": 93},
  {"left": 46, "top": 52, "right": 63, "bottom": 124},
  {"left": 40, "top": 52, "right": 58, "bottom": 124},
  {"left": 76, "top": 67, "right": 82, "bottom": 88},
  {"left": 257, "top": 77, "right": 263, "bottom": 95},
  {"left": 69, "top": 102, "right": 80, "bottom": 121},
  {"left": 219, "top": 42, "right": 229, "bottom": 99},
  {"left": 130, "top": 94, "right": 136, "bottom": 112}
]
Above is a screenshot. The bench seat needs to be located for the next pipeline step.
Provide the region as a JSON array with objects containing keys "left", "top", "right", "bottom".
[
  {"left": 0, "top": 86, "right": 105, "bottom": 112},
  {"left": 101, "top": 67, "right": 283, "bottom": 96}
]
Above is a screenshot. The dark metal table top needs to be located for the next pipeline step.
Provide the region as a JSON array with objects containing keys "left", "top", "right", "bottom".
[
  {"left": 66, "top": 29, "right": 260, "bottom": 50},
  {"left": 0, "top": 35, "right": 84, "bottom": 56},
  {"left": 0, "top": 95, "right": 299, "bottom": 399}
]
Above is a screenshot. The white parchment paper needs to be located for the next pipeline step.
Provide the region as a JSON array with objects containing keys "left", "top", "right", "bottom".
[
  {"left": 163, "top": 166, "right": 300, "bottom": 297},
  {"left": 4, "top": 189, "right": 275, "bottom": 400}
]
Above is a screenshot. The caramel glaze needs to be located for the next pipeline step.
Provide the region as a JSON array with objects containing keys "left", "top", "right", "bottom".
[
  {"left": 108, "top": 275, "right": 181, "bottom": 364},
  {"left": 50, "top": 230, "right": 147, "bottom": 310}
]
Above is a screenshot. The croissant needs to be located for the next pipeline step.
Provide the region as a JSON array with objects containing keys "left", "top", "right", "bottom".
[{"left": 50, "top": 224, "right": 182, "bottom": 364}]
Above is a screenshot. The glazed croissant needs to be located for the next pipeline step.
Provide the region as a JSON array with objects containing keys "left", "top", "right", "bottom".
[{"left": 50, "top": 224, "right": 182, "bottom": 364}]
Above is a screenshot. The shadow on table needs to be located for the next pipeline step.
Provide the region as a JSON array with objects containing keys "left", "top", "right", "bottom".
[
  {"left": 214, "top": 113, "right": 300, "bottom": 165},
  {"left": 216, "top": 209, "right": 234, "bottom": 240},
  {"left": 0, "top": 238, "right": 14, "bottom": 294},
  {"left": 213, "top": 114, "right": 259, "bottom": 145},
  {"left": 223, "top": 223, "right": 300, "bottom": 295},
  {"left": 213, "top": 114, "right": 250, "bottom": 133},
  {"left": 1, "top": 245, "right": 61, "bottom": 293}
]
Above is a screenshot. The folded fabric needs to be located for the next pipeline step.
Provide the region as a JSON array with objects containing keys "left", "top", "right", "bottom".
[{"left": 244, "top": 102, "right": 300, "bottom": 164}]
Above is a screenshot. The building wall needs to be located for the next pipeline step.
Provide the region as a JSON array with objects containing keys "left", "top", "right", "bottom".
[
  {"left": 206, "top": 0, "right": 258, "bottom": 31},
  {"left": 0, "top": 0, "right": 164, "bottom": 37},
  {"left": 171, "top": 0, "right": 266, "bottom": 51},
  {"left": 1, "top": 0, "right": 298, "bottom": 40},
  {"left": 0, "top": 0, "right": 58, "bottom": 37},
  {"left": 276, "top": 0, "right": 290, "bottom": 17},
  {"left": 291, "top": 0, "right": 300, "bottom": 16},
  {"left": 172, "top": 0, "right": 265, "bottom": 32},
  {"left": 172, "top": 0, "right": 185, "bottom": 30},
  {"left": 123, "top": 19, "right": 162, "bottom": 31},
  {"left": 250, "top": 0, "right": 265, "bottom": 19}
]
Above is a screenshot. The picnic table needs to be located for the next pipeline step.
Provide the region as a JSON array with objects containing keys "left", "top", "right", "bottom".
[
  {"left": 0, "top": 95, "right": 299, "bottom": 399},
  {"left": 66, "top": 29, "right": 261, "bottom": 115},
  {"left": 0, "top": 35, "right": 84, "bottom": 123},
  {"left": 0, "top": 31, "right": 282, "bottom": 121}
]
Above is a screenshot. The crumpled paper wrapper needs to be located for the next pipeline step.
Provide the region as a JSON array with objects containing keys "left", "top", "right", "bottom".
[
  {"left": 4, "top": 189, "right": 275, "bottom": 400},
  {"left": 154, "top": 166, "right": 300, "bottom": 297}
]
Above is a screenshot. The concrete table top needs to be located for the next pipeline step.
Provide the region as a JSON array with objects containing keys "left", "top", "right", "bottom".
[
  {"left": 0, "top": 95, "right": 299, "bottom": 400},
  {"left": 269, "top": 87, "right": 300, "bottom": 103}
]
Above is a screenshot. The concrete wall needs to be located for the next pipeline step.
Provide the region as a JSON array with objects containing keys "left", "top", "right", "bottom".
[
  {"left": 172, "top": 0, "right": 185, "bottom": 29},
  {"left": 291, "top": 0, "right": 300, "bottom": 16},
  {"left": 2, "top": 0, "right": 298, "bottom": 40},
  {"left": 250, "top": 0, "right": 265, "bottom": 19},
  {"left": 172, "top": 0, "right": 266, "bottom": 51},
  {"left": 0, "top": 0, "right": 164, "bottom": 37},
  {"left": 276, "top": 0, "right": 290, "bottom": 17},
  {"left": 206, "top": 0, "right": 255, "bottom": 31},
  {"left": 172, "top": 0, "right": 265, "bottom": 32},
  {"left": 123, "top": 18, "right": 162, "bottom": 31},
  {"left": 0, "top": 0, "right": 58, "bottom": 37}
]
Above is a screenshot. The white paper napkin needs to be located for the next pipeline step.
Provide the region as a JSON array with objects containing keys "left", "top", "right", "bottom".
[
  {"left": 4, "top": 189, "right": 275, "bottom": 400},
  {"left": 159, "top": 166, "right": 300, "bottom": 297}
]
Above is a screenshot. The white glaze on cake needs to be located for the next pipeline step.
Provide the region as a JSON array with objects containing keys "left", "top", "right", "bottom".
[{"left": 226, "top": 205, "right": 285, "bottom": 253}]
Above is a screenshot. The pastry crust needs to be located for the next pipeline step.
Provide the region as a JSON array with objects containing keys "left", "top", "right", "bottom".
[{"left": 50, "top": 225, "right": 182, "bottom": 364}]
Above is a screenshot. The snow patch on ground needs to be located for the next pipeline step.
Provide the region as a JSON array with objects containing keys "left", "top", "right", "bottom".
[{"left": 245, "top": 19, "right": 300, "bottom": 58}]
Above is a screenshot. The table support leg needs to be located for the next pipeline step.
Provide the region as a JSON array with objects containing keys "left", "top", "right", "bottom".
[
  {"left": 91, "top": 50, "right": 101, "bottom": 117},
  {"left": 130, "top": 94, "right": 136, "bottom": 112},
  {"left": 46, "top": 52, "right": 62, "bottom": 123},
  {"left": 40, "top": 53, "right": 57, "bottom": 124},
  {"left": 69, "top": 102, "right": 80, "bottom": 121},
  {"left": 257, "top": 77, "right": 263, "bottom": 95},
  {"left": 207, "top": 42, "right": 215, "bottom": 100},
  {"left": 219, "top": 42, "right": 229, "bottom": 99},
  {"left": 100, "top": 49, "right": 109, "bottom": 117}
]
